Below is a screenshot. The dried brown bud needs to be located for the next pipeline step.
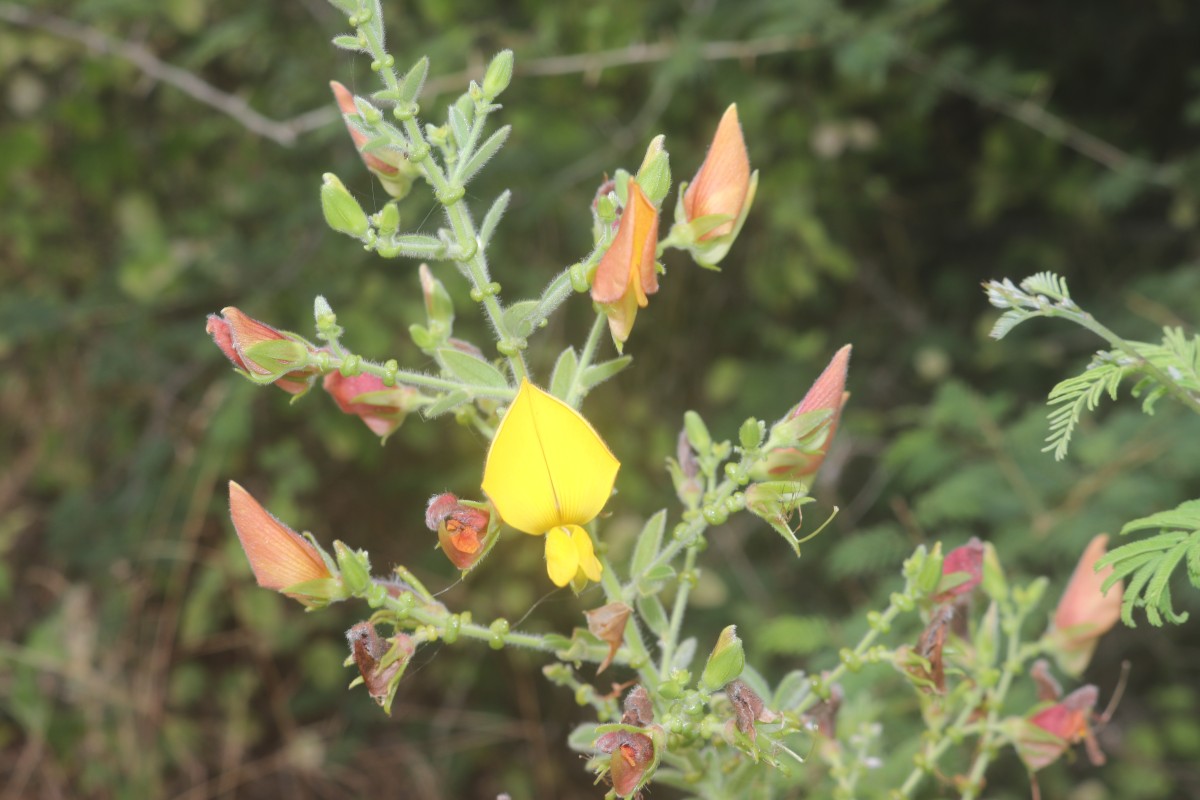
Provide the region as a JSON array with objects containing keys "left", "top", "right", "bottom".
[
  {"left": 725, "top": 679, "right": 779, "bottom": 743},
  {"left": 346, "top": 622, "right": 414, "bottom": 709},
  {"left": 621, "top": 684, "right": 654, "bottom": 726},
  {"left": 586, "top": 602, "right": 632, "bottom": 674}
]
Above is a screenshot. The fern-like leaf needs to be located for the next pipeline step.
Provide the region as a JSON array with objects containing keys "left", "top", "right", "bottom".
[
  {"left": 1098, "top": 500, "right": 1200, "bottom": 626},
  {"left": 1042, "top": 358, "right": 1129, "bottom": 460}
]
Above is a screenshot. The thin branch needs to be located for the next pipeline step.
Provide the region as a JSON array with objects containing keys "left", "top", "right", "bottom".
[
  {"left": 900, "top": 49, "right": 1182, "bottom": 188},
  {"left": 0, "top": 3, "right": 312, "bottom": 146},
  {"left": 8, "top": 1, "right": 1173, "bottom": 190}
]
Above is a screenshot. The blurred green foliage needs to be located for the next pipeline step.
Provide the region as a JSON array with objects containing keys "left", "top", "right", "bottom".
[{"left": 3, "top": 0, "right": 1200, "bottom": 796}]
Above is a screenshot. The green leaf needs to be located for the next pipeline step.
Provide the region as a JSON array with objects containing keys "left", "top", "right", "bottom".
[
  {"left": 549, "top": 347, "right": 578, "bottom": 400},
  {"left": 636, "top": 563, "right": 676, "bottom": 596},
  {"left": 331, "top": 34, "right": 363, "bottom": 51},
  {"left": 423, "top": 390, "right": 470, "bottom": 418},
  {"left": 448, "top": 104, "right": 470, "bottom": 149},
  {"left": 457, "top": 125, "right": 510, "bottom": 185},
  {"left": 501, "top": 300, "right": 541, "bottom": 339},
  {"left": 630, "top": 510, "right": 667, "bottom": 583},
  {"left": 636, "top": 595, "right": 670, "bottom": 637},
  {"left": 479, "top": 190, "right": 511, "bottom": 247},
  {"left": 581, "top": 356, "right": 633, "bottom": 391},
  {"left": 436, "top": 348, "right": 508, "bottom": 389}
]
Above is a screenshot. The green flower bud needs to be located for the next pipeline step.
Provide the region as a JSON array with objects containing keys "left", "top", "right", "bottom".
[
  {"left": 739, "top": 417, "right": 763, "bottom": 450},
  {"left": 635, "top": 135, "right": 672, "bottom": 206},
  {"left": 683, "top": 410, "right": 712, "bottom": 454},
  {"left": 376, "top": 202, "right": 401, "bottom": 236},
  {"left": 701, "top": 624, "right": 745, "bottom": 691},
  {"left": 482, "top": 49, "right": 514, "bottom": 100},
  {"left": 321, "top": 173, "right": 370, "bottom": 239},
  {"left": 334, "top": 540, "right": 372, "bottom": 595}
]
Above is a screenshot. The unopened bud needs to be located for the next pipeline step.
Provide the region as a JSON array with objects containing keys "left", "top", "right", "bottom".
[
  {"left": 701, "top": 624, "right": 745, "bottom": 691},
  {"left": 482, "top": 49, "right": 514, "bottom": 99},
  {"left": 321, "top": 173, "right": 370, "bottom": 238}
]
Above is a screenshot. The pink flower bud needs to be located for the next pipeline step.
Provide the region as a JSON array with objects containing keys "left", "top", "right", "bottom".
[
  {"left": 757, "top": 345, "right": 851, "bottom": 481},
  {"left": 1047, "top": 535, "right": 1123, "bottom": 677},
  {"left": 330, "top": 80, "right": 401, "bottom": 178},
  {"left": 933, "top": 538, "right": 985, "bottom": 603},
  {"left": 1016, "top": 684, "right": 1104, "bottom": 771},
  {"left": 425, "top": 492, "right": 491, "bottom": 570},
  {"left": 684, "top": 104, "right": 751, "bottom": 240},
  {"left": 322, "top": 372, "right": 419, "bottom": 440},
  {"left": 206, "top": 308, "right": 318, "bottom": 394},
  {"left": 228, "top": 481, "right": 332, "bottom": 601}
]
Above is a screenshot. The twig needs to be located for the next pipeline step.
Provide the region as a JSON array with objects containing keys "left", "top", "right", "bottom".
[
  {"left": 0, "top": 3, "right": 312, "bottom": 146},
  {"left": 900, "top": 49, "right": 1182, "bottom": 188}
]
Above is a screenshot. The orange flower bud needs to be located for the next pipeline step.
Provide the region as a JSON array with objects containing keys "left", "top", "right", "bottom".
[
  {"left": 228, "top": 481, "right": 332, "bottom": 600},
  {"left": 323, "top": 372, "right": 420, "bottom": 440},
  {"left": 425, "top": 493, "right": 492, "bottom": 570},
  {"left": 206, "top": 308, "right": 318, "bottom": 394},
  {"left": 684, "top": 104, "right": 751, "bottom": 240},
  {"left": 1047, "top": 535, "right": 1123, "bottom": 677},
  {"left": 596, "top": 728, "right": 656, "bottom": 798},
  {"left": 591, "top": 180, "right": 660, "bottom": 347}
]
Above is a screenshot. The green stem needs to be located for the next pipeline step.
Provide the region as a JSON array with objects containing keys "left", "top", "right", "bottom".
[
  {"left": 794, "top": 599, "right": 905, "bottom": 717},
  {"left": 331, "top": 355, "right": 515, "bottom": 400},
  {"left": 658, "top": 545, "right": 700, "bottom": 675},
  {"left": 896, "top": 701, "right": 980, "bottom": 797},
  {"left": 566, "top": 312, "right": 610, "bottom": 407},
  {"left": 959, "top": 609, "right": 1028, "bottom": 800},
  {"left": 1058, "top": 308, "right": 1200, "bottom": 417},
  {"left": 357, "top": 23, "right": 529, "bottom": 383}
]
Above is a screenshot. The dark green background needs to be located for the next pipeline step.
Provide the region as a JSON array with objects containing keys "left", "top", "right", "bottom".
[{"left": 3, "top": 0, "right": 1200, "bottom": 797}]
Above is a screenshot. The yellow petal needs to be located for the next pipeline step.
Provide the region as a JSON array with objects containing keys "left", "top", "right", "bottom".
[
  {"left": 570, "top": 525, "right": 603, "bottom": 582},
  {"left": 545, "top": 527, "right": 579, "bottom": 587},
  {"left": 482, "top": 380, "right": 620, "bottom": 534}
]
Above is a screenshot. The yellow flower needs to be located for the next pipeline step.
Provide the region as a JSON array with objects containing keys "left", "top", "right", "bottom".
[
  {"left": 482, "top": 380, "right": 620, "bottom": 589},
  {"left": 591, "top": 179, "right": 660, "bottom": 348}
]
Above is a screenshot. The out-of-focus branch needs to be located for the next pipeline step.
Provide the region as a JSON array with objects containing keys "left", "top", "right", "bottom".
[
  {"left": 0, "top": 3, "right": 312, "bottom": 146},
  {"left": 900, "top": 49, "right": 1182, "bottom": 188}
]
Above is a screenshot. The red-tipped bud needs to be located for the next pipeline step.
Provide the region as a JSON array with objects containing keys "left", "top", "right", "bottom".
[
  {"left": 425, "top": 493, "right": 491, "bottom": 570},
  {"left": 206, "top": 308, "right": 318, "bottom": 394},
  {"left": 228, "top": 481, "right": 333, "bottom": 601},
  {"left": 1047, "top": 535, "right": 1123, "bottom": 677},
  {"left": 329, "top": 80, "right": 420, "bottom": 201},
  {"left": 933, "top": 538, "right": 985, "bottom": 603},
  {"left": 754, "top": 345, "right": 851, "bottom": 481},
  {"left": 1016, "top": 684, "right": 1103, "bottom": 771},
  {"left": 323, "top": 372, "right": 420, "bottom": 440},
  {"left": 591, "top": 180, "right": 660, "bottom": 348}
]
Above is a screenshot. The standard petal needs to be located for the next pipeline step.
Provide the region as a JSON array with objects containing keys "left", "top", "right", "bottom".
[
  {"left": 545, "top": 527, "right": 580, "bottom": 587},
  {"left": 229, "top": 481, "right": 331, "bottom": 591},
  {"left": 482, "top": 381, "right": 619, "bottom": 533}
]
